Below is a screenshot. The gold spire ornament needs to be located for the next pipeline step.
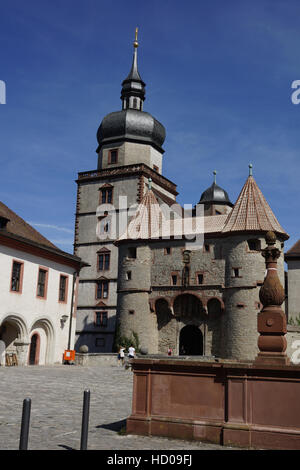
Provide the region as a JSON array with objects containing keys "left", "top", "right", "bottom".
[{"left": 134, "top": 27, "right": 139, "bottom": 48}]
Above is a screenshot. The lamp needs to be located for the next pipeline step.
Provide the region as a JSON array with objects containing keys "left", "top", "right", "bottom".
[{"left": 60, "top": 315, "right": 69, "bottom": 328}]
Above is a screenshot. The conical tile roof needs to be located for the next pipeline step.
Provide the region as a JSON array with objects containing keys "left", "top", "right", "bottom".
[
  {"left": 117, "top": 188, "right": 166, "bottom": 242},
  {"left": 222, "top": 175, "right": 288, "bottom": 239}
]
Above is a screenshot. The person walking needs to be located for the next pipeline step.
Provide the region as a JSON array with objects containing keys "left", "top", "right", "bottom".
[{"left": 118, "top": 346, "right": 125, "bottom": 366}]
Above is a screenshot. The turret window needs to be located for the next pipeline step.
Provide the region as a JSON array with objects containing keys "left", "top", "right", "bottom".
[
  {"left": 247, "top": 239, "right": 261, "bottom": 251},
  {"left": 232, "top": 268, "right": 241, "bottom": 278}
]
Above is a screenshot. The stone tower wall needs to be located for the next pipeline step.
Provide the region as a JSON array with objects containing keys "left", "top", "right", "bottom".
[
  {"left": 117, "top": 243, "right": 158, "bottom": 353},
  {"left": 221, "top": 233, "right": 285, "bottom": 360}
]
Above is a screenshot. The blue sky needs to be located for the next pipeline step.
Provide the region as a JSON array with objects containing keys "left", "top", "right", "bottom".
[{"left": 1, "top": 0, "right": 300, "bottom": 256}]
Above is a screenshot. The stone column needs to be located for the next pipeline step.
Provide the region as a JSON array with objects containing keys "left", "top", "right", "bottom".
[{"left": 254, "top": 231, "right": 290, "bottom": 365}]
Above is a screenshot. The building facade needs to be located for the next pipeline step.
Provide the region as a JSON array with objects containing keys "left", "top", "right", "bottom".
[
  {"left": 0, "top": 202, "right": 83, "bottom": 366},
  {"left": 285, "top": 239, "right": 300, "bottom": 323},
  {"left": 74, "top": 34, "right": 289, "bottom": 360}
]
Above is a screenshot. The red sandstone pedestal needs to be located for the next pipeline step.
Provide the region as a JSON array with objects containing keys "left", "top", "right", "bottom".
[{"left": 127, "top": 358, "right": 300, "bottom": 450}]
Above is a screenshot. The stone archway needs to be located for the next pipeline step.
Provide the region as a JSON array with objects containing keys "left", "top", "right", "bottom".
[
  {"left": 0, "top": 314, "right": 30, "bottom": 366},
  {"left": 29, "top": 318, "right": 55, "bottom": 365},
  {"left": 173, "top": 294, "right": 206, "bottom": 356},
  {"left": 179, "top": 325, "right": 203, "bottom": 355},
  {"left": 28, "top": 333, "right": 40, "bottom": 365}
]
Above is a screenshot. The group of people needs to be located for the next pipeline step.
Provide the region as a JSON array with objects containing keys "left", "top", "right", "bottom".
[{"left": 117, "top": 345, "right": 135, "bottom": 366}]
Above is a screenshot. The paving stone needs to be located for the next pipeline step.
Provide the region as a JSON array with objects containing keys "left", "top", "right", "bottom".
[{"left": 0, "top": 364, "right": 238, "bottom": 451}]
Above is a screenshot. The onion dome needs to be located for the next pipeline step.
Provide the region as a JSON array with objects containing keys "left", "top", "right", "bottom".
[
  {"left": 198, "top": 171, "right": 233, "bottom": 207},
  {"left": 96, "top": 28, "right": 166, "bottom": 153}
]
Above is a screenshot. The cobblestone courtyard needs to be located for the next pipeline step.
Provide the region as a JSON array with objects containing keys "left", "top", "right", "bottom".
[{"left": 0, "top": 363, "right": 236, "bottom": 451}]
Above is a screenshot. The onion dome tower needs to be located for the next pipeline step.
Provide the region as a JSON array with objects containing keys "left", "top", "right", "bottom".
[
  {"left": 198, "top": 171, "right": 233, "bottom": 216},
  {"left": 96, "top": 29, "right": 166, "bottom": 171}
]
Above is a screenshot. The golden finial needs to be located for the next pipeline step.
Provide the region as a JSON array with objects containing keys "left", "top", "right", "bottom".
[{"left": 133, "top": 27, "right": 139, "bottom": 48}]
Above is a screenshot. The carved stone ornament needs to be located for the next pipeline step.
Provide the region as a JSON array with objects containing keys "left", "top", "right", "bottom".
[{"left": 255, "top": 231, "right": 290, "bottom": 365}]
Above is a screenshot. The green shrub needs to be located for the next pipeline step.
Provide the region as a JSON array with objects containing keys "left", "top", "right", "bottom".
[
  {"left": 113, "top": 324, "right": 140, "bottom": 353},
  {"left": 288, "top": 314, "right": 300, "bottom": 326}
]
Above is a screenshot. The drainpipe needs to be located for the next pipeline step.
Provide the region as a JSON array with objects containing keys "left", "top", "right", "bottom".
[{"left": 68, "top": 271, "right": 77, "bottom": 351}]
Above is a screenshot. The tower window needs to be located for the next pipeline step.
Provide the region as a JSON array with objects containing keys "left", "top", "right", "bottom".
[
  {"left": 126, "top": 271, "right": 132, "bottom": 280},
  {"left": 232, "top": 268, "right": 241, "bottom": 278},
  {"left": 98, "top": 252, "right": 110, "bottom": 271},
  {"left": 164, "top": 247, "right": 171, "bottom": 255},
  {"left": 108, "top": 149, "right": 118, "bottom": 164},
  {"left": 127, "top": 247, "right": 137, "bottom": 259},
  {"left": 101, "top": 187, "right": 113, "bottom": 204},
  {"left": 95, "top": 337, "right": 105, "bottom": 348},
  {"left": 171, "top": 275, "right": 178, "bottom": 286},
  {"left": 96, "top": 280, "right": 109, "bottom": 299},
  {"left": 95, "top": 311, "right": 108, "bottom": 327},
  {"left": 133, "top": 98, "right": 138, "bottom": 109},
  {"left": 197, "top": 274, "right": 204, "bottom": 285}
]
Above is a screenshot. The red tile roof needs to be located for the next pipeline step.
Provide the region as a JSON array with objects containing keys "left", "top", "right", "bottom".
[
  {"left": 285, "top": 239, "right": 300, "bottom": 259},
  {"left": 0, "top": 201, "right": 59, "bottom": 250},
  {"left": 222, "top": 176, "right": 288, "bottom": 239}
]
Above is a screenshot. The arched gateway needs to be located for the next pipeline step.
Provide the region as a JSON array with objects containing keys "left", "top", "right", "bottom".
[{"left": 179, "top": 325, "right": 203, "bottom": 355}]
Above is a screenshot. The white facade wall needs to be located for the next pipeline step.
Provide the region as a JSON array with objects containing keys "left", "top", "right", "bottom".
[{"left": 0, "top": 244, "right": 77, "bottom": 365}]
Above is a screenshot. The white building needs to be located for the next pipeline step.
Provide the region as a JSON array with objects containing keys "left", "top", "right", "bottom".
[{"left": 0, "top": 201, "right": 84, "bottom": 366}]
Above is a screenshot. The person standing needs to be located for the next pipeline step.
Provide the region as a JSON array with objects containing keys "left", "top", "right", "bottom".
[{"left": 128, "top": 345, "right": 135, "bottom": 359}]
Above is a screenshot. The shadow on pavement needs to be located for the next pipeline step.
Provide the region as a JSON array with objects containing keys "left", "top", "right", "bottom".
[{"left": 96, "top": 418, "right": 127, "bottom": 433}]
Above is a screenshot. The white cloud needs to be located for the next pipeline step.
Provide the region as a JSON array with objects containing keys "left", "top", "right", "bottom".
[{"left": 27, "top": 222, "right": 74, "bottom": 234}]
